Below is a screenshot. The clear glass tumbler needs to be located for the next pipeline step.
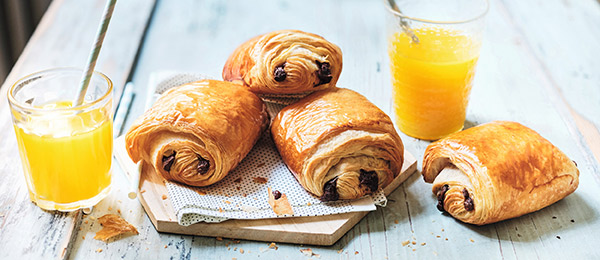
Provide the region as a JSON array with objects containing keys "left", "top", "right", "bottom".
[
  {"left": 385, "top": 0, "right": 488, "bottom": 140},
  {"left": 8, "top": 68, "right": 113, "bottom": 211}
]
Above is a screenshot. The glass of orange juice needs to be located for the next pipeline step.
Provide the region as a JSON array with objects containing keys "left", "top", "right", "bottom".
[
  {"left": 385, "top": 0, "right": 488, "bottom": 140},
  {"left": 8, "top": 68, "right": 113, "bottom": 211}
]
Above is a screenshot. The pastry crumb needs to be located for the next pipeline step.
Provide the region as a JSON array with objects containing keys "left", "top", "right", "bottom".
[
  {"left": 239, "top": 248, "right": 244, "bottom": 254},
  {"left": 93, "top": 214, "right": 139, "bottom": 242},
  {"left": 269, "top": 242, "right": 278, "bottom": 250},
  {"left": 82, "top": 236, "right": 85, "bottom": 240},
  {"left": 412, "top": 249, "right": 416, "bottom": 252},
  {"left": 162, "top": 194, "right": 167, "bottom": 200},
  {"left": 411, "top": 241, "right": 416, "bottom": 245},
  {"left": 164, "top": 245, "right": 167, "bottom": 248},
  {"left": 300, "top": 248, "right": 316, "bottom": 257},
  {"left": 140, "top": 190, "right": 146, "bottom": 194},
  {"left": 95, "top": 248, "right": 102, "bottom": 253},
  {"left": 337, "top": 249, "right": 344, "bottom": 254},
  {"left": 401, "top": 240, "right": 410, "bottom": 246},
  {"left": 216, "top": 237, "right": 223, "bottom": 241},
  {"left": 117, "top": 209, "right": 121, "bottom": 214},
  {"left": 470, "top": 238, "right": 475, "bottom": 243},
  {"left": 89, "top": 216, "right": 96, "bottom": 220},
  {"left": 253, "top": 177, "right": 268, "bottom": 184},
  {"left": 355, "top": 251, "right": 359, "bottom": 255},
  {"left": 436, "top": 235, "right": 441, "bottom": 238},
  {"left": 421, "top": 242, "right": 426, "bottom": 246},
  {"left": 307, "top": 202, "right": 312, "bottom": 206},
  {"left": 267, "top": 187, "right": 293, "bottom": 216},
  {"left": 445, "top": 238, "right": 448, "bottom": 241},
  {"left": 224, "top": 200, "right": 232, "bottom": 204},
  {"left": 394, "top": 220, "right": 399, "bottom": 224},
  {"left": 84, "top": 220, "right": 89, "bottom": 224},
  {"left": 219, "top": 208, "right": 224, "bottom": 213}
]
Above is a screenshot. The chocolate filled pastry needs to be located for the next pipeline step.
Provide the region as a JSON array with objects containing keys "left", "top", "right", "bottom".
[
  {"left": 271, "top": 87, "right": 404, "bottom": 201},
  {"left": 222, "top": 29, "right": 342, "bottom": 96},
  {"left": 125, "top": 80, "right": 268, "bottom": 187},
  {"left": 422, "top": 121, "right": 579, "bottom": 225}
]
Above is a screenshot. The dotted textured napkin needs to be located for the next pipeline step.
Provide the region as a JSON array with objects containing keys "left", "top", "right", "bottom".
[{"left": 145, "top": 72, "right": 387, "bottom": 225}]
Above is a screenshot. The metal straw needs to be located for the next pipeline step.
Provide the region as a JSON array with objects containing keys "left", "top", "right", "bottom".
[
  {"left": 74, "top": 0, "right": 117, "bottom": 106},
  {"left": 387, "top": 0, "right": 420, "bottom": 44}
]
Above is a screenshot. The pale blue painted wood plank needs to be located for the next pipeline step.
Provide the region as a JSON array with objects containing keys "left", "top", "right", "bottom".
[{"left": 68, "top": 0, "right": 600, "bottom": 259}]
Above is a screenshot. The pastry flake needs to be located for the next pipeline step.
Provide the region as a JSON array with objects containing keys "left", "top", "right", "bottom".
[
  {"left": 94, "top": 214, "right": 139, "bottom": 242},
  {"left": 267, "top": 187, "right": 293, "bottom": 216}
]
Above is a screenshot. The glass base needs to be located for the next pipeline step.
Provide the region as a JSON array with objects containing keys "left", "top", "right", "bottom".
[
  {"left": 397, "top": 124, "right": 464, "bottom": 141},
  {"left": 29, "top": 185, "right": 111, "bottom": 212}
]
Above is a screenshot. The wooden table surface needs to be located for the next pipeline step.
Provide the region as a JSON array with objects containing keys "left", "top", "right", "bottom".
[{"left": 1, "top": 0, "right": 599, "bottom": 259}]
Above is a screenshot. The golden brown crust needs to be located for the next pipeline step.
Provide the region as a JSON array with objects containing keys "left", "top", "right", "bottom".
[
  {"left": 222, "top": 30, "right": 342, "bottom": 95},
  {"left": 271, "top": 87, "right": 404, "bottom": 201},
  {"left": 422, "top": 121, "right": 579, "bottom": 225},
  {"left": 94, "top": 214, "right": 139, "bottom": 242},
  {"left": 125, "top": 79, "right": 268, "bottom": 187}
]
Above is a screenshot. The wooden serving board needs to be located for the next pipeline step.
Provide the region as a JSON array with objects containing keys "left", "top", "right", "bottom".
[{"left": 114, "top": 136, "right": 417, "bottom": 246}]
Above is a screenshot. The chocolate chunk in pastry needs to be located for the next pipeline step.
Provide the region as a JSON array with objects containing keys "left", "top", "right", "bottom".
[
  {"left": 272, "top": 87, "right": 404, "bottom": 201},
  {"left": 222, "top": 30, "right": 342, "bottom": 95},
  {"left": 422, "top": 121, "right": 579, "bottom": 225},
  {"left": 125, "top": 79, "right": 268, "bottom": 187}
]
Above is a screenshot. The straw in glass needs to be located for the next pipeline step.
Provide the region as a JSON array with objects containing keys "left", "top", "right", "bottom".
[
  {"left": 387, "top": 0, "right": 420, "bottom": 44},
  {"left": 74, "top": 0, "right": 117, "bottom": 106}
]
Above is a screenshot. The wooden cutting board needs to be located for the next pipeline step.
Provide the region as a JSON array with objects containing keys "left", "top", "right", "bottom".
[{"left": 114, "top": 136, "right": 417, "bottom": 246}]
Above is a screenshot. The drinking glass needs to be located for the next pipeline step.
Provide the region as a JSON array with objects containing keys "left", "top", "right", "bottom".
[
  {"left": 385, "top": 0, "right": 488, "bottom": 140},
  {"left": 8, "top": 68, "right": 113, "bottom": 211}
]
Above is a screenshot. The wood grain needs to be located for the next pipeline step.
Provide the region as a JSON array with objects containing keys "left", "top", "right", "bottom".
[
  {"left": 497, "top": 0, "right": 600, "bottom": 171},
  {"left": 98, "top": 0, "right": 599, "bottom": 258},
  {"left": 0, "top": 0, "right": 597, "bottom": 259},
  {"left": 0, "top": 0, "right": 155, "bottom": 259}
]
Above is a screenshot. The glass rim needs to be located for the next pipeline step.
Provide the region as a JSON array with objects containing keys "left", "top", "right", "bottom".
[
  {"left": 7, "top": 67, "right": 113, "bottom": 113},
  {"left": 384, "top": 0, "right": 489, "bottom": 25}
]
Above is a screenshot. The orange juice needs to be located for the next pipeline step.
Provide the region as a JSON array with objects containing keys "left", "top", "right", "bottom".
[
  {"left": 14, "top": 101, "right": 112, "bottom": 211},
  {"left": 389, "top": 27, "right": 480, "bottom": 140}
]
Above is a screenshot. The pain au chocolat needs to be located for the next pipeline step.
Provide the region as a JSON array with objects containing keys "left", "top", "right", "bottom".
[
  {"left": 222, "top": 29, "right": 342, "bottom": 96},
  {"left": 271, "top": 87, "right": 404, "bottom": 201},
  {"left": 422, "top": 121, "right": 579, "bottom": 225},
  {"left": 125, "top": 79, "right": 268, "bottom": 187}
]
